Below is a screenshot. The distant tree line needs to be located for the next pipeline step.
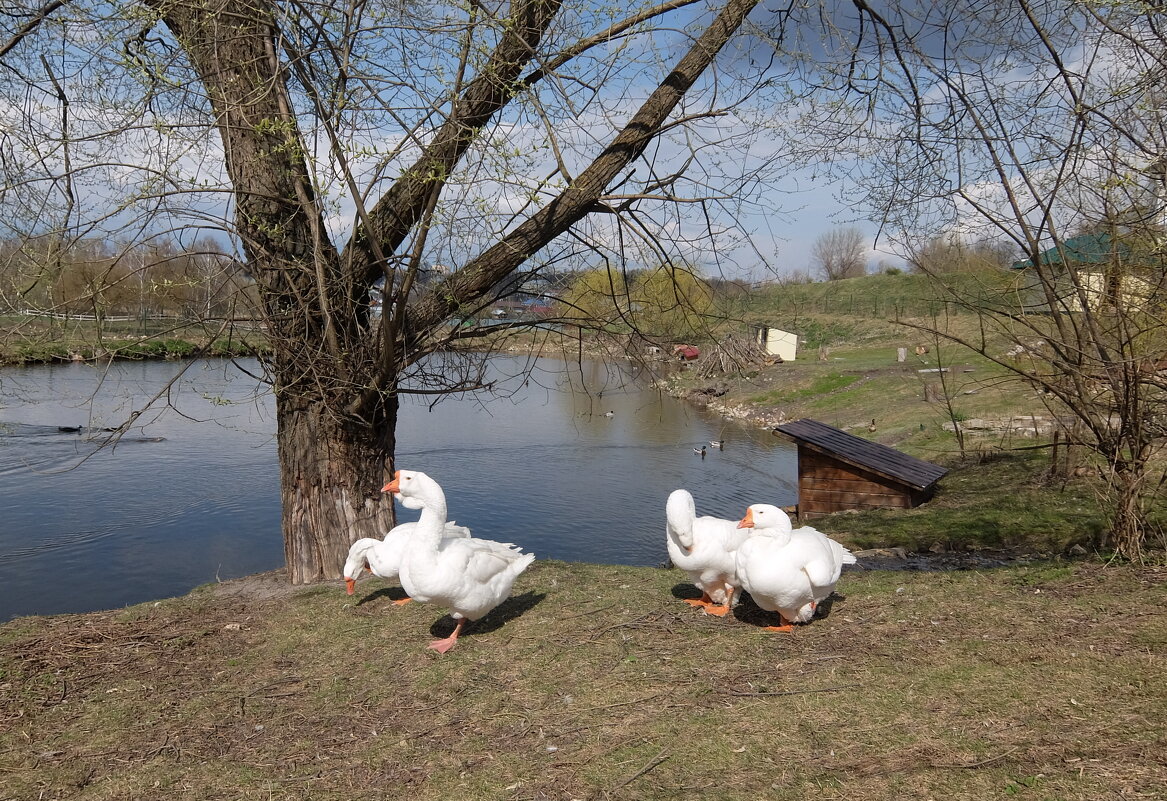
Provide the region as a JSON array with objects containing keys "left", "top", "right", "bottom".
[
  {"left": 558, "top": 264, "right": 724, "bottom": 341},
  {"left": 906, "top": 236, "right": 1018, "bottom": 275},
  {"left": 807, "top": 225, "right": 1019, "bottom": 282},
  {"left": 0, "top": 236, "right": 260, "bottom": 320}
]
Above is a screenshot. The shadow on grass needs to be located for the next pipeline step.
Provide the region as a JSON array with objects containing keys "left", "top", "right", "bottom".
[
  {"left": 353, "top": 584, "right": 410, "bottom": 605},
  {"left": 426, "top": 590, "right": 547, "bottom": 640},
  {"left": 669, "top": 580, "right": 845, "bottom": 629},
  {"left": 669, "top": 582, "right": 703, "bottom": 602},
  {"left": 731, "top": 589, "right": 846, "bottom": 629}
]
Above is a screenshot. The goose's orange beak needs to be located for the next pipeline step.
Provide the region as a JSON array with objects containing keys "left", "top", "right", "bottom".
[
  {"left": 737, "top": 508, "right": 755, "bottom": 529},
  {"left": 345, "top": 577, "right": 356, "bottom": 595},
  {"left": 381, "top": 471, "right": 402, "bottom": 493}
]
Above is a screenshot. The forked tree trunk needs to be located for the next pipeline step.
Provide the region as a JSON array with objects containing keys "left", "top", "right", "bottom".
[
  {"left": 151, "top": 0, "right": 390, "bottom": 583},
  {"left": 1109, "top": 461, "right": 1147, "bottom": 564},
  {"left": 277, "top": 393, "right": 399, "bottom": 584},
  {"left": 150, "top": 0, "right": 765, "bottom": 585}
]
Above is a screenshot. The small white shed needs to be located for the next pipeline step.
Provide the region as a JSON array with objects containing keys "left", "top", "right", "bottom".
[{"left": 751, "top": 325, "right": 798, "bottom": 361}]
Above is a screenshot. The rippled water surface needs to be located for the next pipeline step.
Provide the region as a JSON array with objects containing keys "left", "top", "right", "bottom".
[{"left": 0, "top": 357, "right": 796, "bottom": 621}]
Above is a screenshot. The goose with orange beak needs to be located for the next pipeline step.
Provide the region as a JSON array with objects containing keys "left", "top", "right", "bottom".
[
  {"left": 342, "top": 483, "right": 471, "bottom": 600},
  {"left": 734, "top": 503, "right": 856, "bottom": 631},
  {"left": 342, "top": 518, "right": 470, "bottom": 599},
  {"left": 382, "top": 470, "right": 535, "bottom": 653}
]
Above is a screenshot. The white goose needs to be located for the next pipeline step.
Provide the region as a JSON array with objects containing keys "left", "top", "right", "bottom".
[
  {"left": 665, "top": 489, "right": 753, "bottom": 617},
  {"left": 342, "top": 515, "right": 471, "bottom": 601},
  {"left": 734, "top": 503, "right": 856, "bottom": 631},
  {"left": 382, "top": 470, "right": 536, "bottom": 653}
]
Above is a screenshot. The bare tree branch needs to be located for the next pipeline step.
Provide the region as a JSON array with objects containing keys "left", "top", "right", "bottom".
[{"left": 0, "top": 0, "right": 67, "bottom": 60}]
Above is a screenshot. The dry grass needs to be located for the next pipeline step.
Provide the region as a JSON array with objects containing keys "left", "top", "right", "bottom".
[{"left": 2, "top": 559, "right": 1165, "bottom": 800}]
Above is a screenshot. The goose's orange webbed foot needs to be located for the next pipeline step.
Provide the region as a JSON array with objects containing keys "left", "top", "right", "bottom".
[
  {"left": 427, "top": 618, "right": 466, "bottom": 654},
  {"left": 683, "top": 592, "right": 714, "bottom": 610},
  {"left": 762, "top": 614, "right": 795, "bottom": 632},
  {"left": 428, "top": 635, "right": 458, "bottom": 653}
]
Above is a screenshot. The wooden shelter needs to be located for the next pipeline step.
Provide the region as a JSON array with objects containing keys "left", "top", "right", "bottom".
[
  {"left": 774, "top": 418, "right": 948, "bottom": 518},
  {"left": 750, "top": 324, "right": 798, "bottom": 361}
]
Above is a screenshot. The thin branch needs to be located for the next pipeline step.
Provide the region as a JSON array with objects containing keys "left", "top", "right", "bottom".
[
  {"left": 606, "top": 748, "right": 670, "bottom": 794},
  {"left": 0, "top": 0, "right": 67, "bottom": 60},
  {"left": 407, "top": 0, "right": 764, "bottom": 335}
]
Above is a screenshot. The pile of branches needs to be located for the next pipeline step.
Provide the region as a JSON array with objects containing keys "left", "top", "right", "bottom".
[{"left": 691, "top": 334, "right": 774, "bottom": 378}]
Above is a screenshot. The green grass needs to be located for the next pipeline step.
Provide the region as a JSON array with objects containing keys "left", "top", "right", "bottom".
[
  {"left": 2, "top": 559, "right": 1164, "bottom": 800},
  {"left": 812, "top": 449, "right": 1108, "bottom": 554},
  {"left": 737, "top": 270, "right": 1020, "bottom": 322},
  {"left": 699, "top": 338, "right": 1041, "bottom": 462},
  {"left": 679, "top": 272, "right": 1064, "bottom": 470},
  {"left": 747, "top": 371, "right": 860, "bottom": 405},
  {"left": 0, "top": 315, "right": 269, "bottom": 364}
]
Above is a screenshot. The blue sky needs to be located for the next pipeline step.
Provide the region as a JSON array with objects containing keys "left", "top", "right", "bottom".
[
  {"left": 744, "top": 171, "right": 908, "bottom": 281},
  {"left": 0, "top": 0, "right": 909, "bottom": 284}
]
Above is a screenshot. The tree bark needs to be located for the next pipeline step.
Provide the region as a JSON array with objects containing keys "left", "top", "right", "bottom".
[
  {"left": 278, "top": 395, "right": 399, "bottom": 583},
  {"left": 152, "top": 0, "right": 396, "bottom": 583},
  {"left": 1108, "top": 455, "right": 1148, "bottom": 564}
]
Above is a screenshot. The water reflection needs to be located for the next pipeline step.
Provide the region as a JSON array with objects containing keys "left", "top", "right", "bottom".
[{"left": 0, "top": 356, "right": 795, "bottom": 621}]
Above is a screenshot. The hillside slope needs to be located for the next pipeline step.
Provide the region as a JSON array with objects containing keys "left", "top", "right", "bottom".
[{"left": 663, "top": 272, "right": 1141, "bottom": 556}]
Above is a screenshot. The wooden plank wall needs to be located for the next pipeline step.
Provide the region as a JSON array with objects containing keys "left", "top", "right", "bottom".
[{"left": 797, "top": 448, "right": 928, "bottom": 518}]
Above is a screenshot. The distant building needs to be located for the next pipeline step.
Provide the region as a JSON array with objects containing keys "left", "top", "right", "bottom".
[
  {"left": 522, "top": 297, "right": 555, "bottom": 317},
  {"left": 490, "top": 299, "right": 526, "bottom": 318},
  {"left": 1010, "top": 233, "right": 1152, "bottom": 313}
]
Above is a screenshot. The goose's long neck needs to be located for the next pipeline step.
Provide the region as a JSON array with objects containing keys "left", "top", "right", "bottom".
[
  {"left": 764, "top": 525, "right": 792, "bottom": 546},
  {"left": 665, "top": 490, "right": 696, "bottom": 550},
  {"left": 413, "top": 487, "right": 449, "bottom": 547}
]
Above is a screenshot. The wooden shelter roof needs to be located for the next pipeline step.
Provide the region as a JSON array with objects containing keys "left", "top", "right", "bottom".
[{"left": 774, "top": 418, "right": 948, "bottom": 491}]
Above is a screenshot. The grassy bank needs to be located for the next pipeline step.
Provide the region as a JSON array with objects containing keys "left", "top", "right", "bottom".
[
  {"left": 0, "top": 314, "right": 269, "bottom": 365},
  {"left": 807, "top": 449, "right": 1112, "bottom": 555},
  {"left": 2, "top": 559, "right": 1164, "bottom": 800}
]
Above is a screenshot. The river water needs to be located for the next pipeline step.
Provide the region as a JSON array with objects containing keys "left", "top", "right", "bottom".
[{"left": 0, "top": 356, "right": 796, "bottom": 622}]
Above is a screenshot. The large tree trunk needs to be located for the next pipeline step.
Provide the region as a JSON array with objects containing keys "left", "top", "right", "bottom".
[
  {"left": 153, "top": 0, "right": 395, "bottom": 582},
  {"left": 277, "top": 394, "right": 399, "bottom": 583}
]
